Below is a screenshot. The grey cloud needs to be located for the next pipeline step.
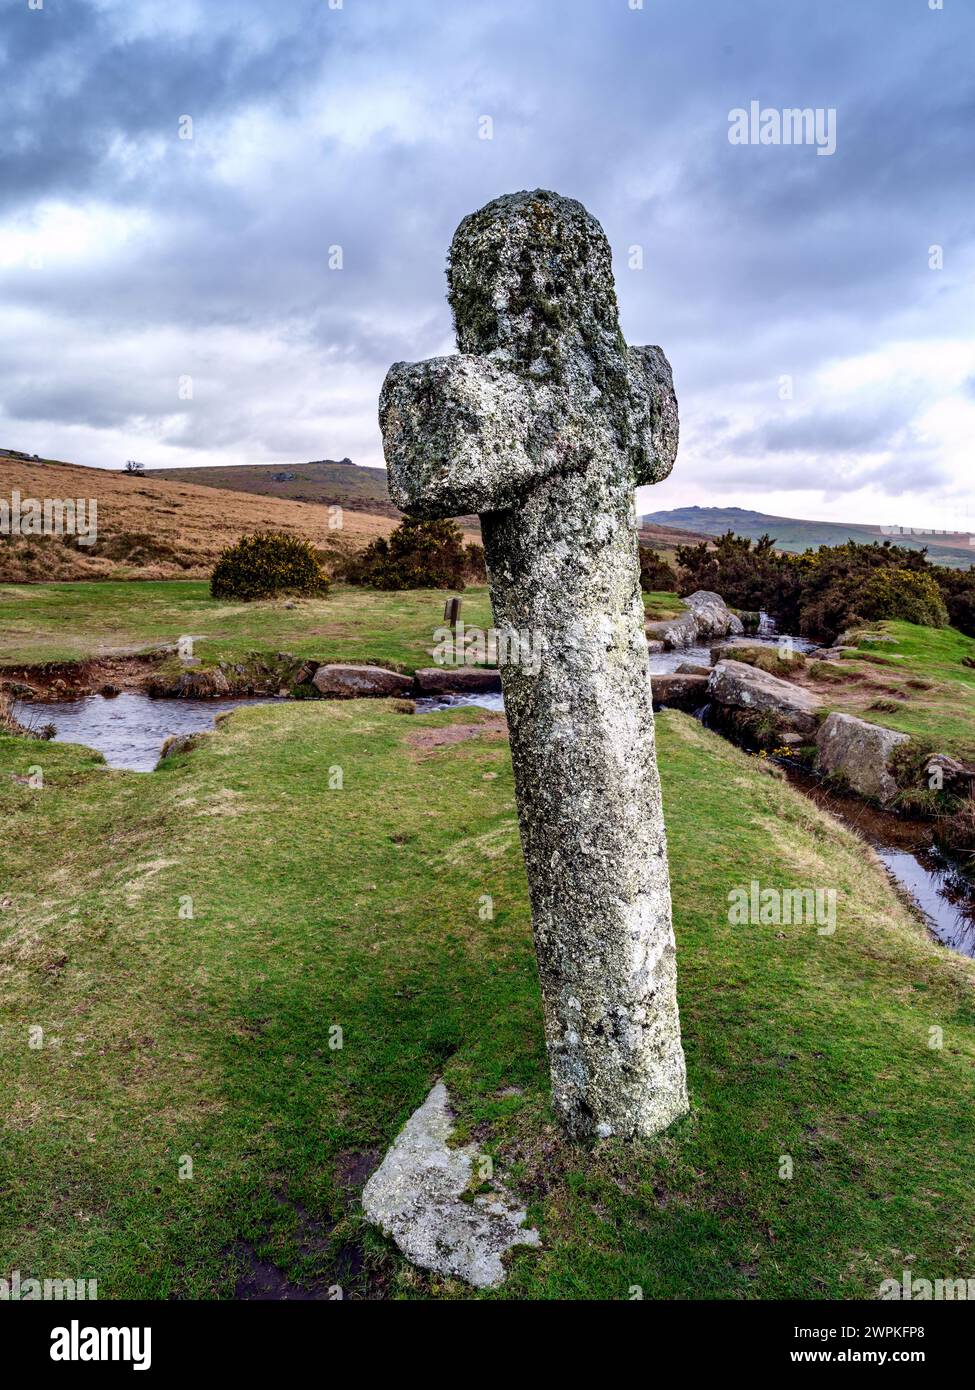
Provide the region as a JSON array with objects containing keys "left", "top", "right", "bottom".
[{"left": 0, "top": 0, "right": 972, "bottom": 512}]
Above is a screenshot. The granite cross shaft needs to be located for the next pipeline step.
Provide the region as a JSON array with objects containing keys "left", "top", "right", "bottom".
[{"left": 380, "top": 190, "right": 688, "bottom": 1141}]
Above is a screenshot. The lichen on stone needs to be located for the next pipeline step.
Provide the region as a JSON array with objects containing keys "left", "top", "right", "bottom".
[{"left": 379, "top": 189, "right": 688, "bottom": 1142}]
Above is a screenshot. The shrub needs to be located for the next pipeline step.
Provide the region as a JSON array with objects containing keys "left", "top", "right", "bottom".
[
  {"left": 934, "top": 567, "right": 975, "bottom": 638},
  {"left": 857, "top": 568, "right": 948, "bottom": 628},
  {"left": 348, "top": 517, "right": 468, "bottom": 590},
  {"left": 675, "top": 531, "right": 802, "bottom": 626},
  {"left": 464, "top": 542, "right": 487, "bottom": 582},
  {"left": 210, "top": 531, "right": 328, "bottom": 601},
  {"left": 638, "top": 547, "right": 677, "bottom": 592}
]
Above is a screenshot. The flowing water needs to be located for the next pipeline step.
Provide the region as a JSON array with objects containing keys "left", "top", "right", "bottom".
[
  {"left": 780, "top": 769, "right": 975, "bottom": 958},
  {"left": 14, "top": 626, "right": 974, "bottom": 958},
  {"left": 13, "top": 692, "right": 280, "bottom": 773}
]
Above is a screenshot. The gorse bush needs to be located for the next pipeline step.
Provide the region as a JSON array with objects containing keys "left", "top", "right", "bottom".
[
  {"left": 464, "top": 542, "right": 488, "bottom": 582},
  {"left": 675, "top": 531, "right": 801, "bottom": 624},
  {"left": 210, "top": 531, "right": 329, "bottom": 601},
  {"left": 937, "top": 567, "right": 975, "bottom": 638},
  {"left": 347, "top": 517, "right": 469, "bottom": 590},
  {"left": 858, "top": 568, "right": 948, "bottom": 628},
  {"left": 675, "top": 532, "right": 967, "bottom": 642},
  {"left": 638, "top": 546, "right": 677, "bottom": 593}
]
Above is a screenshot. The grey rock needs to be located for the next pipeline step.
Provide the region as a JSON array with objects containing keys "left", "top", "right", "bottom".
[
  {"left": 925, "top": 753, "right": 975, "bottom": 788},
  {"left": 362, "top": 1082, "right": 539, "bottom": 1288},
  {"left": 379, "top": 189, "right": 688, "bottom": 1141},
  {"left": 646, "top": 591, "right": 742, "bottom": 650},
  {"left": 816, "top": 712, "right": 910, "bottom": 802},
  {"left": 170, "top": 667, "right": 230, "bottom": 699},
  {"left": 812, "top": 646, "right": 858, "bottom": 661},
  {"left": 413, "top": 667, "right": 502, "bottom": 695},
  {"left": 651, "top": 672, "right": 710, "bottom": 711},
  {"left": 645, "top": 609, "right": 699, "bottom": 649},
  {"left": 708, "top": 659, "right": 822, "bottom": 737},
  {"left": 645, "top": 639, "right": 665, "bottom": 655},
  {"left": 675, "top": 661, "right": 713, "bottom": 676},
  {"left": 710, "top": 638, "right": 777, "bottom": 665},
  {"left": 310, "top": 664, "right": 413, "bottom": 698},
  {"left": 157, "top": 732, "right": 204, "bottom": 763},
  {"left": 683, "top": 590, "right": 745, "bottom": 640}
]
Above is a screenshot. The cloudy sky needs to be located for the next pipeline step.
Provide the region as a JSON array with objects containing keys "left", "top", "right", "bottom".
[{"left": 2, "top": 0, "right": 973, "bottom": 529}]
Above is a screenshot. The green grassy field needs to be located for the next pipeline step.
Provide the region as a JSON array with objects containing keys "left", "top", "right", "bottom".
[
  {"left": 2, "top": 700, "right": 974, "bottom": 1300},
  {"left": 642, "top": 589, "right": 687, "bottom": 621},
  {"left": 0, "top": 581, "right": 687, "bottom": 672},
  {"left": 0, "top": 580, "right": 494, "bottom": 672},
  {"left": 822, "top": 622, "right": 975, "bottom": 762}
]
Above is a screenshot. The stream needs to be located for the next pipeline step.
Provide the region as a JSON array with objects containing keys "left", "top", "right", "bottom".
[
  {"left": 12, "top": 626, "right": 975, "bottom": 959},
  {"left": 12, "top": 692, "right": 281, "bottom": 774}
]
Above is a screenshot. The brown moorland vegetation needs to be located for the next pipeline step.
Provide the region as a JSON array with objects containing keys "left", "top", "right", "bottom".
[{"left": 0, "top": 455, "right": 402, "bottom": 582}]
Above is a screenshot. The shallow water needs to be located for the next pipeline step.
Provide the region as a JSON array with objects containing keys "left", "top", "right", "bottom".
[
  {"left": 783, "top": 769, "right": 975, "bottom": 958},
  {"left": 646, "top": 631, "right": 817, "bottom": 675},
  {"left": 414, "top": 692, "right": 504, "bottom": 714},
  {"left": 13, "top": 692, "right": 279, "bottom": 773},
  {"left": 15, "top": 654, "right": 973, "bottom": 960}
]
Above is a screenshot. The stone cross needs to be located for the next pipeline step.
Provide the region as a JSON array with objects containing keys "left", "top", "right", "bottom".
[{"left": 380, "top": 189, "right": 688, "bottom": 1141}]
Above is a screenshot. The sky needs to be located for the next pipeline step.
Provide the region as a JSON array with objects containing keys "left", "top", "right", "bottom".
[{"left": 2, "top": 0, "right": 973, "bottom": 531}]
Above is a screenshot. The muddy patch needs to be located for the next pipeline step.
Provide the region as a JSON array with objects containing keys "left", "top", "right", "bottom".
[
  {"left": 227, "top": 1187, "right": 382, "bottom": 1301},
  {"left": 406, "top": 713, "right": 507, "bottom": 758}
]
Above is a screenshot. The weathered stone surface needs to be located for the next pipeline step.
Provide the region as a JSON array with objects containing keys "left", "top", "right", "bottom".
[
  {"left": 151, "top": 667, "right": 230, "bottom": 699},
  {"left": 362, "top": 1082, "right": 539, "bottom": 1288},
  {"left": 157, "top": 732, "right": 205, "bottom": 763},
  {"left": 925, "top": 753, "right": 975, "bottom": 789},
  {"left": 413, "top": 667, "right": 502, "bottom": 695},
  {"left": 816, "top": 712, "right": 910, "bottom": 802},
  {"left": 710, "top": 638, "right": 777, "bottom": 665},
  {"left": 708, "top": 659, "right": 822, "bottom": 737},
  {"left": 646, "top": 591, "right": 743, "bottom": 650},
  {"left": 651, "top": 673, "right": 709, "bottom": 711},
  {"left": 684, "top": 590, "right": 745, "bottom": 640},
  {"left": 811, "top": 646, "right": 858, "bottom": 661},
  {"left": 645, "top": 609, "right": 699, "bottom": 649},
  {"left": 646, "top": 639, "right": 665, "bottom": 655},
  {"left": 675, "top": 661, "right": 713, "bottom": 676},
  {"left": 380, "top": 189, "right": 688, "bottom": 1141},
  {"left": 310, "top": 664, "right": 413, "bottom": 698}
]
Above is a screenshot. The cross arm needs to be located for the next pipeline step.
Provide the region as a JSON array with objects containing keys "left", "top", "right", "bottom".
[
  {"left": 625, "top": 345, "right": 679, "bottom": 487},
  {"left": 380, "top": 356, "right": 548, "bottom": 518}
]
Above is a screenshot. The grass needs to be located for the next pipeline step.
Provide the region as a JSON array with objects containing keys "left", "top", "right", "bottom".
[
  {"left": 2, "top": 701, "right": 974, "bottom": 1300},
  {"left": 0, "top": 580, "right": 494, "bottom": 673},
  {"left": 818, "top": 622, "right": 975, "bottom": 761},
  {"left": 642, "top": 589, "right": 686, "bottom": 621}
]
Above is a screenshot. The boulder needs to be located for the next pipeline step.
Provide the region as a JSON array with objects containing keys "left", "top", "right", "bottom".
[
  {"left": 707, "top": 660, "right": 822, "bottom": 737},
  {"left": 815, "top": 712, "right": 910, "bottom": 802},
  {"left": 710, "top": 637, "right": 776, "bottom": 665},
  {"left": 362, "top": 1081, "right": 540, "bottom": 1288},
  {"left": 811, "top": 646, "right": 858, "bottom": 661},
  {"left": 151, "top": 667, "right": 230, "bottom": 699},
  {"left": 646, "top": 591, "right": 743, "bottom": 650},
  {"left": 413, "top": 667, "right": 502, "bottom": 695},
  {"left": 310, "top": 663, "right": 413, "bottom": 698},
  {"left": 925, "top": 753, "right": 975, "bottom": 790},
  {"left": 645, "top": 609, "right": 698, "bottom": 649},
  {"left": 651, "top": 673, "right": 709, "bottom": 712},
  {"left": 684, "top": 591, "right": 745, "bottom": 640},
  {"left": 675, "top": 661, "right": 712, "bottom": 676},
  {"left": 157, "top": 732, "right": 204, "bottom": 763}
]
